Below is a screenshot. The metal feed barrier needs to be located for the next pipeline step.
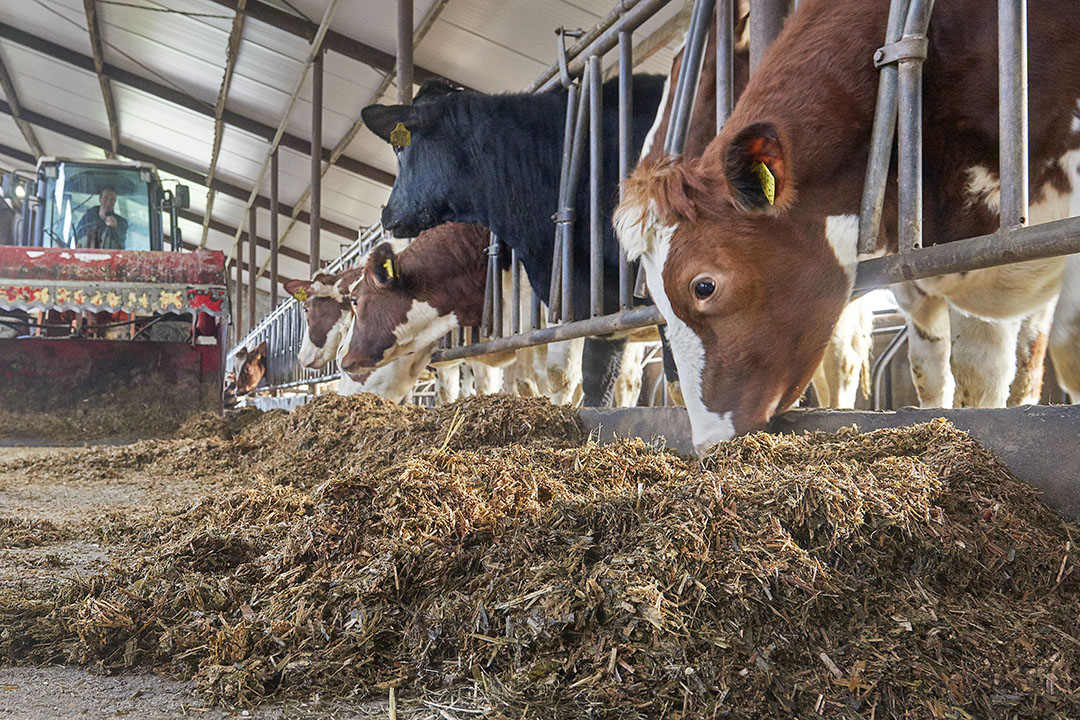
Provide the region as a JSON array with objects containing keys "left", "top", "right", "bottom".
[{"left": 232, "top": 0, "right": 1080, "bottom": 407}]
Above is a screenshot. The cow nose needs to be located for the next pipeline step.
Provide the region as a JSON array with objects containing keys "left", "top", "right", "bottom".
[{"left": 340, "top": 352, "right": 371, "bottom": 374}]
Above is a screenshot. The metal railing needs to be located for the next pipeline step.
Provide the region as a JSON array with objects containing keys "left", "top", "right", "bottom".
[{"left": 232, "top": 0, "right": 1080, "bottom": 408}]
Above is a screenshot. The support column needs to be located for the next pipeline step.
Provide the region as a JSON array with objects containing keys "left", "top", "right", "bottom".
[
  {"left": 749, "top": 0, "right": 789, "bottom": 73},
  {"left": 309, "top": 49, "right": 323, "bottom": 278},
  {"left": 397, "top": 0, "right": 414, "bottom": 104},
  {"left": 270, "top": 148, "right": 280, "bottom": 304},
  {"left": 248, "top": 204, "right": 257, "bottom": 332}
]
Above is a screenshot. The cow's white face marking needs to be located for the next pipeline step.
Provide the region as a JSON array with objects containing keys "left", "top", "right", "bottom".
[
  {"left": 378, "top": 300, "right": 459, "bottom": 366},
  {"left": 298, "top": 306, "right": 350, "bottom": 369},
  {"left": 615, "top": 201, "right": 735, "bottom": 454},
  {"left": 964, "top": 165, "right": 1002, "bottom": 216},
  {"left": 824, "top": 214, "right": 860, "bottom": 286}
]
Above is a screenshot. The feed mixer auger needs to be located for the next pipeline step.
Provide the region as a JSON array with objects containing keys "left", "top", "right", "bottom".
[{"left": 0, "top": 158, "right": 230, "bottom": 442}]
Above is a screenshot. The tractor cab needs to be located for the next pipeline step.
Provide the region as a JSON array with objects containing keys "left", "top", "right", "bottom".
[{"left": 2, "top": 157, "right": 189, "bottom": 251}]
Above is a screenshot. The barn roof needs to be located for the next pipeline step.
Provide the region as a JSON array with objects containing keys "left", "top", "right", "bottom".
[{"left": 0, "top": 0, "right": 687, "bottom": 292}]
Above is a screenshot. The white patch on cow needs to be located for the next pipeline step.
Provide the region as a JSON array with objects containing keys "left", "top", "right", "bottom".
[
  {"left": 824, "top": 214, "right": 859, "bottom": 285},
  {"left": 299, "top": 306, "right": 350, "bottom": 369},
  {"left": 629, "top": 216, "right": 736, "bottom": 454},
  {"left": 614, "top": 198, "right": 661, "bottom": 263},
  {"left": 964, "top": 165, "right": 1002, "bottom": 216},
  {"left": 360, "top": 345, "right": 436, "bottom": 402},
  {"left": 1072, "top": 99, "right": 1080, "bottom": 133},
  {"left": 639, "top": 74, "right": 673, "bottom": 161},
  {"left": 383, "top": 300, "right": 459, "bottom": 365},
  {"left": 1050, "top": 254, "right": 1080, "bottom": 402}
]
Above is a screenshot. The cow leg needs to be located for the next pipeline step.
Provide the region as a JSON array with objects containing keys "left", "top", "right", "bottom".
[
  {"left": 817, "top": 298, "right": 874, "bottom": 409},
  {"left": 612, "top": 341, "right": 646, "bottom": 407},
  {"left": 436, "top": 364, "right": 462, "bottom": 404},
  {"left": 468, "top": 361, "right": 503, "bottom": 395},
  {"left": 1009, "top": 300, "right": 1055, "bottom": 405},
  {"left": 810, "top": 358, "right": 835, "bottom": 408},
  {"left": 893, "top": 283, "right": 954, "bottom": 408},
  {"left": 543, "top": 338, "right": 584, "bottom": 406},
  {"left": 950, "top": 310, "right": 1021, "bottom": 408},
  {"left": 1049, "top": 255, "right": 1080, "bottom": 402},
  {"left": 581, "top": 336, "right": 627, "bottom": 407},
  {"left": 513, "top": 347, "right": 542, "bottom": 397}
]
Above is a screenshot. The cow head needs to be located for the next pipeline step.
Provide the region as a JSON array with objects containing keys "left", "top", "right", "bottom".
[
  {"left": 284, "top": 270, "right": 358, "bottom": 369},
  {"left": 339, "top": 241, "right": 459, "bottom": 373},
  {"left": 234, "top": 340, "right": 268, "bottom": 395},
  {"left": 361, "top": 81, "right": 481, "bottom": 237},
  {"left": 615, "top": 123, "right": 854, "bottom": 454}
]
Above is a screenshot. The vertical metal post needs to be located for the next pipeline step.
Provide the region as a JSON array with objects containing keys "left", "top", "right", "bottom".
[
  {"left": 248, "top": 204, "right": 256, "bottom": 333},
  {"left": 559, "top": 75, "right": 591, "bottom": 323},
  {"left": 549, "top": 82, "right": 580, "bottom": 322},
  {"left": 897, "top": 0, "right": 935, "bottom": 253},
  {"left": 858, "top": 0, "right": 912, "bottom": 254},
  {"left": 234, "top": 258, "right": 244, "bottom": 336},
  {"left": 511, "top": 249, "right": 522, "bottom": 335},
  {"left": 998, "top": 0, "right": 1028, "bottom": 229},
  {"left": 492, "top": 236, "right": 504, "bottom": 339},
  {"left": 270, "top": 148, "right": 279, "bottom": 305},
  {"left": 310, "top": 49, "right": 323, "bottom": 278},
  {"left": 397, "top": 0, "right": 414, "bottom": 104},
  {"left": 749, "top": 0, "right": 788, "bottom": 74},
  {"left": 617, "top": 27, "right": 633, "bottom": 311},
  {"left": 665, "top": 0, "right": 715, "bottom": 157},
  {"left": 717, "top": 0, "right": 734, "bottom": 133},
  {"left": 531, "top": 292, "right": 541, "bottom": 331},
  {"left": 588, "top": 54, "right": 604, "bottom": 318}
]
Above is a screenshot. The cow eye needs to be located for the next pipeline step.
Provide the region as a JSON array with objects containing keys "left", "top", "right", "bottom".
[{"left": 692, "top": 275, "right": 717, "bottom": 300}]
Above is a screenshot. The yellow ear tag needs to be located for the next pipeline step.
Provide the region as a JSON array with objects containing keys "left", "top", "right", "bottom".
[
  {"left": 389, "top": 122, "right": 411, "bottom": 147},
  {"left": 383, "top": 257, "right": 396, "bottom": 279},
  {"left": 293, "top": 288, "right": 308, "bottom": 302},
  {"left": 752, "top": 162, "right": 776, "bottom": 206}
]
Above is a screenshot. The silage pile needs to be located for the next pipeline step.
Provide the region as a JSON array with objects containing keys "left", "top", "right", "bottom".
[{"left": 1, "top": 395, "right": 1077, "bottom": 719}]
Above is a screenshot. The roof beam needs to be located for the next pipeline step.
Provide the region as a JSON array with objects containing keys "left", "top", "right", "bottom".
[
  {"left": 0, "top": 22, "right": 395, "bottom": 187},
  {"left": 0, "top": 50, "right": 44, "bottom": 158},
  {"left": 0, "top": 141, "right": 36, "bottom": 165},
  {"left": 0, "top": 98, "right": 358, "bottom": 240},
  {"left": 202, "top": 0, "right": 248, "bottom": 246},
  {"left": 82, "top": 0, "right": 120, "bottom": 158},
  {"left": 206, "top": 0, "right": 466, "bottom": 89}
]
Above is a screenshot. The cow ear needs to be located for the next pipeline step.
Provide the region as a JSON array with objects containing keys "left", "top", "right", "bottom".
[
  {"left": 362, "top": 104, "right": 425, "bottom": 143},
  {"left": 370, "top": 242, "right": 399, "bottom": 288},
  {"left": 283, "top": 279, "right": 311, "bottom": 301},
  {"left": 253, "top": 340, "right": 267, "bottom": 358},
  {"left": 724, "top": 122, "right": 788, "bottom": 212}
]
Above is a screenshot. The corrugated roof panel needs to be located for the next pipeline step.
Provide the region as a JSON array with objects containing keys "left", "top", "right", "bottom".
[
  {"left": 0, "top": 0, "right": 92, "bottom": 58},
  {"left": 2, "top": 44, "right": 110, "bottom": 136},
  {"left": 284, "top": 0, "right": 439, "bottom": 57}
]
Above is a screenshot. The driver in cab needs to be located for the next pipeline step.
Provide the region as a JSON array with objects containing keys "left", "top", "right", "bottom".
[{"left": 75, "top": 187, "right": 127, "bottom": 249}]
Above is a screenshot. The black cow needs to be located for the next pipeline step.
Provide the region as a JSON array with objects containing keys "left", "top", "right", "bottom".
[{"left": 362, "top": 75, "right": 665, "bottom": 407}]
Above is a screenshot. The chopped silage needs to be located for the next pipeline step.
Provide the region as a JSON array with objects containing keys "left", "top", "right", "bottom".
[{"left": 0, "top": 395, "right": 1076, "bottom": 719}]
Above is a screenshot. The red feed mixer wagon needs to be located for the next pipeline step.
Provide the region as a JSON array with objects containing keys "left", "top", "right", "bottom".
[{"left": 0, "top": 158, "right": 230, "bottom": 441}]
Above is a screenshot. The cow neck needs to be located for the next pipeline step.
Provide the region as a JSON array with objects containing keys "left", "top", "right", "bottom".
[
  {"left": 457, "top": 91, "right": 567, "bottom": 304},
  {"left": 398, "top": 224, "right": 490, "bottom": 327},
  {"left": 714, "top": 0, "right": 888, "bottom": 207}
]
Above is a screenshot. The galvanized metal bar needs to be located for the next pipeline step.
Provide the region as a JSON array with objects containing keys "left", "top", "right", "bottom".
[
  {"left": 618, "top": 28, "right": 633, "bottom": 311},
  {"left": 433, "top": 305, "right": 664, "bottom": 364},
  {"left": 310, "top": 48, "right": 323, "bottom": 277},
  {"left": 248, "top": 204, "right": 256, "bottom": 333},
  {"left": 549, "top": 81, "right": 580, "bottom": 322},
  {"left": 588, "top": 54, "right": 604, "bottom": 318},
  {"left": 749, "top": 0, "right": 788, "bottom": 73},
  {"left": 896, "top": 0, "right": 935, "bottom": 253},
  {"left": 854, "top": 215, "right": 1080, "bottom": 290},
  {"left": 562, "top": 73, "right": 592, "bottom": 323},
  {"left": 234, "top": 258, "right": 244, "bottom": 335},
  {"left": 270, "top": 148, "right": 279, "bottom": 307},
  {"left": 397, "top": 0, "right": 414, "bottom": 104},
  {"left": 716, "top": 0, "right": 734, "bottom": 133},
  {"left": 858, "top": 0, "right": 912, "bottom": 254},
  {"left": 535, "top": 0, "right": 674, "bottom": 92},
  {"left": 872, "top": 326, "right": 908, "bottom": 410},
  {"left": 492, "top": 235, "right": 504, "bottom": 339},
  {"left": 998, "top": 0, "right": 1028, "bottom": 230},
  {"left": 531, "top": 292, "right": 542, "bottom": 331},
  {"left": 511, "top": 249, "right": 522, "bottom": 335},
  {"left": 664, "top": 0, "right": 715, "bottom": 157}
]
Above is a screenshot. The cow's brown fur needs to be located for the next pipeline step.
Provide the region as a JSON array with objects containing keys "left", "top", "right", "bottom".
[{"left": 620, "top": 0, "right": 1080, "bottom": 440}]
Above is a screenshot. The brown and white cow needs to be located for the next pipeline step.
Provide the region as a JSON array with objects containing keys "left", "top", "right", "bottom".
[
  {"left": 616, "top": 0, "right": 1080, "bottom": 452},
  {"left": 637, "top": 2, "right": 874, "bottom": 411},
  {"left": 225, "top": 340, "right": 267, "bottom": 405},
  {"left": 340, "top": 222, "right": 594, "bottom": 406}
]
